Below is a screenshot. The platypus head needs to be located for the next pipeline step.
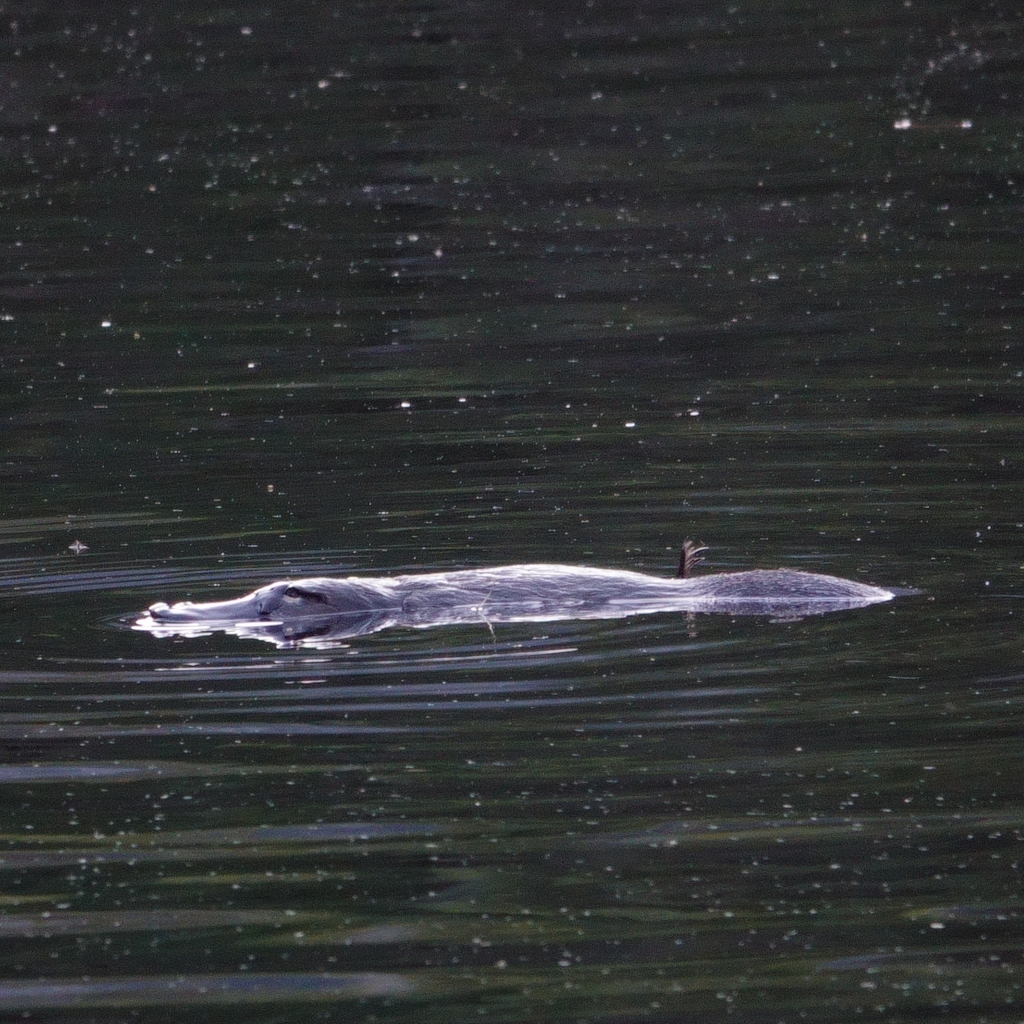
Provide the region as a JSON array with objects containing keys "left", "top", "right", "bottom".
[{"left": 145, "top": 578, "right": 379, "bottom": 624}]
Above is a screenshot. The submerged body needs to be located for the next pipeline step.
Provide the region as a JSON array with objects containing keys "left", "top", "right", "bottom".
[{"left": 134, "top": 561, "right": 903, "bottom": 648}]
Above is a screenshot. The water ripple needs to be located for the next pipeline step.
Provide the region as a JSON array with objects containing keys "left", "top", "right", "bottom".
[{"left": 0, "top": 972, "right": 415, "bottom": 1009}]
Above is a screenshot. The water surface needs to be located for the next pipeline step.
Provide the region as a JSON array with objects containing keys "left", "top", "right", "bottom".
[{"left": 1, "top": 0, "right": 1023, "bottom": 1021}]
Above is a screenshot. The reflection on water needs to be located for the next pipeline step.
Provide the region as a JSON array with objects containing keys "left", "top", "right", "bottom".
[{"left": 0, "top": 973, "right": 415, "bottom": 1010}]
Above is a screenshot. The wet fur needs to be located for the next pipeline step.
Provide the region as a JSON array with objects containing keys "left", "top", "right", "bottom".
[{"left": 136, "top": 548, "right": 901, "bottom": 647}]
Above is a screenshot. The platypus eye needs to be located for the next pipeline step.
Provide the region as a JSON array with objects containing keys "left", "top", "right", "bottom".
[{"left": 283, "top": 586, "right": 330, "bottom": 605}]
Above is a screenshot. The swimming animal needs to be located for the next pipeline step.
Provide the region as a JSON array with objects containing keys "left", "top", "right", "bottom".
[{"left": 132, "top": 543, "right": 908, "bottom": 648}]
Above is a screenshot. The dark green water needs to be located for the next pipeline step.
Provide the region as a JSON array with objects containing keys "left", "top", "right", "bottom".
[{"left": 1, "top": 1, "right": 1023, "bottom": 1021}]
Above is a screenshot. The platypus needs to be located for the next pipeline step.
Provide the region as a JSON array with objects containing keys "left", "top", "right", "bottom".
[{"left": 132, "top": 542, "right": 908, "bottom": 648}]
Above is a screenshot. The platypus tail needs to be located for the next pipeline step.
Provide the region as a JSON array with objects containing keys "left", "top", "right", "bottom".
[{"left": 677, "top": 539, "right": 709, "bottom": 579}]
